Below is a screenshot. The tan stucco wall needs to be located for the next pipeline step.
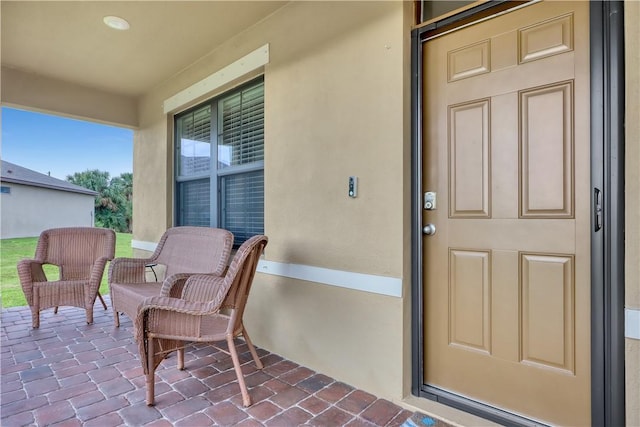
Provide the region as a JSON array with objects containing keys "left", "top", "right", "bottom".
[
  {"left": 1, "top": 66, "right": 138, "bottom": 128},
  {"left": 134, "top": 1, "right": 411, "bottom": 401},
  {"left": 264, "top": 4, "right": 405, "bottom": 277},
  {"left": 0, "top": 183, "right": 94, "bottom": 238},
  {"left": 625, "top": 1, "right": 640, "bottom": 425},
  {"left": 249, "top": 276, "right": 404, "bottom": 396}
]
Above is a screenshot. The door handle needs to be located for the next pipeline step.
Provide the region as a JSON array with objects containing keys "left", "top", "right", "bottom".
[
  {"left": 423, "top": 224, "right": 436, "bottom": 235},
  {"left": 594, "top": 188, "right": 602, "bottom": 232}
]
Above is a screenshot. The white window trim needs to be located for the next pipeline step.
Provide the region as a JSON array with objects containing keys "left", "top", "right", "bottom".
[{"left": 164, "top": 44, "right": 269, "bottom": 114}]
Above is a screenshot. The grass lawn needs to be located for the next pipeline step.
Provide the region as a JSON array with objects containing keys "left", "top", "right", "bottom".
[{"left": 0, "top": 232, "right": 133, "bottom": 308}]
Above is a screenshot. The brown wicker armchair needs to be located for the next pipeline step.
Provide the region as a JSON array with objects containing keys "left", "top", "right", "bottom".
[
  {"left": 135, "top": 234, "right": 268, "bottom": 407},
  {"left": 108, "top": 226, "right": 233, "bottom": 327},
  {"left": 17, "top": 227, "right": 116, "bottom": 329}
]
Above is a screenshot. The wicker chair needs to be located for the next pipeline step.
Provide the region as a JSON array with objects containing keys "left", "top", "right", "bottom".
[
  {"left": 135, "top": 234, "right": 268, "bottom": 407},
  {"left": 17, "top": 227, "right": 116, "bottom": 329},
  {"left": 108, "top": 226, "right": 233, "bottom": 327}
]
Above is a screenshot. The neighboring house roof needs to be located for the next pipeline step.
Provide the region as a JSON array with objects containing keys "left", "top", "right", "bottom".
[{"left": 0, "top": 160, "right": 98, "bottom": 196}]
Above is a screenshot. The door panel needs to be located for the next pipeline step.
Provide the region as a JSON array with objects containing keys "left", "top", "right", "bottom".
[{"left": 421, "top": 2, "right": 590, "bottom": 425}]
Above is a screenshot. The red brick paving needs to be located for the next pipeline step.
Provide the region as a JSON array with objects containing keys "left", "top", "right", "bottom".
[{"left": 1, "top": 298, "right": 422, "bottom": 426}]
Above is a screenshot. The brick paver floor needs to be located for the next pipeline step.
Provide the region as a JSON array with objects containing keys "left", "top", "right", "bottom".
[{"left": 1, "top": 297, "right": 447, "bottom": 427}]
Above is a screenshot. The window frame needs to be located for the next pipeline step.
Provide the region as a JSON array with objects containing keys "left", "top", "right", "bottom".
[{"left": 173, "top": 76, "right": 265, "bottom": 239}]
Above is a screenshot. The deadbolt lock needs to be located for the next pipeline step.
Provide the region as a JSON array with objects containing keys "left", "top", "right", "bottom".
[{"left": 424, "top": 192, "right": 437, "bottom": 210}]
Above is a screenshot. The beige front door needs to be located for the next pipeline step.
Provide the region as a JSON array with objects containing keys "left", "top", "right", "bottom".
[{"left": 422, "top": 1, "right": 591, "bottom": 425}]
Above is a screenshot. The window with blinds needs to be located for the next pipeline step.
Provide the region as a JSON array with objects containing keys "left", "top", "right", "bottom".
[
  {"left": 177, "top": 178, "right": 210, "bottom": 227},
  {"left": 175, "top": 78, "right": 264, "bottom": 244},
  {"left": 218, "top": 84, "right": 264, "bottom": 169},
  {"left": 177, "top": 105, "right": 211, "bottom": 177},
  {"left": 221, "top": 171, "right": 264, "bottom": 243}
]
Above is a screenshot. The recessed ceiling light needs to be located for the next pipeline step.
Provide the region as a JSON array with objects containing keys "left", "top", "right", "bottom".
[{"left": 103, "top": 16, "right": 130, "bottom": 31}]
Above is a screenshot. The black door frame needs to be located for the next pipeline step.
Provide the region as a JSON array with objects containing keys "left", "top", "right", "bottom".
[{"left": 410, "top": 2, "right": 626, "bottom": 426}]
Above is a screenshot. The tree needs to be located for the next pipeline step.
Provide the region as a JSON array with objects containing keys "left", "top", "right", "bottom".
[
  {"left": 67, "top": 170, "right": 132, "bottom": 232},
  {"left": 108, "top": 172, "right": 132, "bottom": 232}
]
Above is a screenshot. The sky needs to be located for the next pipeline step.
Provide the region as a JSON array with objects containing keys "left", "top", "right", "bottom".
[{"left": 1, "top": 107, "right": 133, "bottom": 181}]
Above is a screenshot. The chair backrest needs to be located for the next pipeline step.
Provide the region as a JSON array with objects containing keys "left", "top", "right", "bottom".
[
  {"left": 152, "top": 227, "right": 234, "bottom": 277},
  {"left": 221, "top": 235, "right": 268, "bottom": 332},
  {"left": 35, "top": 227, "right": 116, "bottom": 280}
]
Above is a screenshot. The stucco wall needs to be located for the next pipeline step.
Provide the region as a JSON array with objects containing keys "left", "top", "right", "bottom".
[
  {"left": 0, "top": 183, "right": 95, "bottom": 238},
  {"left": 624, "top": 1, "right": 639, "bottom": 425},
  {"left": 134, "top": 1, "right": 411, "bottom": 401},
  {"left": 264, "top": 5, "right": 405, "bottom": 277}
]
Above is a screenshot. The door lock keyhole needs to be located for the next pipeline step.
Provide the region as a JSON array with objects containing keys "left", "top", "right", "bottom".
[{"left": 424, "top": 192, "right": 437, "bottom": 210}]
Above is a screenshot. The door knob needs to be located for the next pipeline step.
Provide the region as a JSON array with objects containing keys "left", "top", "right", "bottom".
[{"left": 423, "top": 224, "right": 436, "bottom": 235}]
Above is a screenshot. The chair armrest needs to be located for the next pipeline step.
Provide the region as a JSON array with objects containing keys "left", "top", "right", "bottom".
[
  {"left": 17, "top": 259, "right": 46, "bottom": 282},
  {"left": 108, "top": 257, "right": 150, "bottom": 284},
  {"left": 159, "top": 273, "right": 194, "bottom": 298},
  {"left": 134, "top": 296, "right": 212, "bottom": 341},
  {"left": 136, "top": 286, "right": 230, "bottom": 331},
  {"left": 17, "top": 259, "right": 46, "bottom": 306},
  {"left": 181, "top": 274, "right": 229, "bottom": 304},
  {"left": 138, "top": 295, "right": 210, "bottom": 315}
]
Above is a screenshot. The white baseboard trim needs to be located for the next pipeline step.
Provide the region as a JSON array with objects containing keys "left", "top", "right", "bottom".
[
  {"left": 257, "top": 260, "right": 402, "bottom": 298},
  {"left": 131, "top": 239, "right": 402, "bottom": 298},
  {"left": 131, "top": 239, "right": 158, "bottom": 253},
  {"left": 626, "top": 308, "right": 640, "bottom": 340}
]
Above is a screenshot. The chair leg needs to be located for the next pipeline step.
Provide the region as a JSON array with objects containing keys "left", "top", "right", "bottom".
[
  {"left": 31, "top": 307, "right": 40, "bottom": 329},
  {"left": 31, "top": 289, "right": 41, "bottom": 328},
  {"left": 86, "top": 307, "right": 94, "bottom": 325},
  {"left": 97, "top": 292, "right": 107, "bottom": 310},
  {"left": 177, "top": 346, "right": 185, "bottom": 370},
  {"left": 242, "top": 326, "right": 263, "bottom": 369},
  {"left": 113, "top": 309, "right": 120, "bottom": 327},
  {"left": 227, "top": 335, "right": 252, "bottom": 407},
  {"left": 146, "top": 338, "right": 156, "bottom": 406}
]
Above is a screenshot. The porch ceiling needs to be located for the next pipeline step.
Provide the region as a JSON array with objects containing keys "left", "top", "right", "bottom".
[{"left": 0, "top": 1, "right": 287, "bottom": 98}]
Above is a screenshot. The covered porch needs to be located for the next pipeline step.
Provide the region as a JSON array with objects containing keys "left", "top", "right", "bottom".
[{"left": 2, "top": 1, "right": 639, "bottom": 425}]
